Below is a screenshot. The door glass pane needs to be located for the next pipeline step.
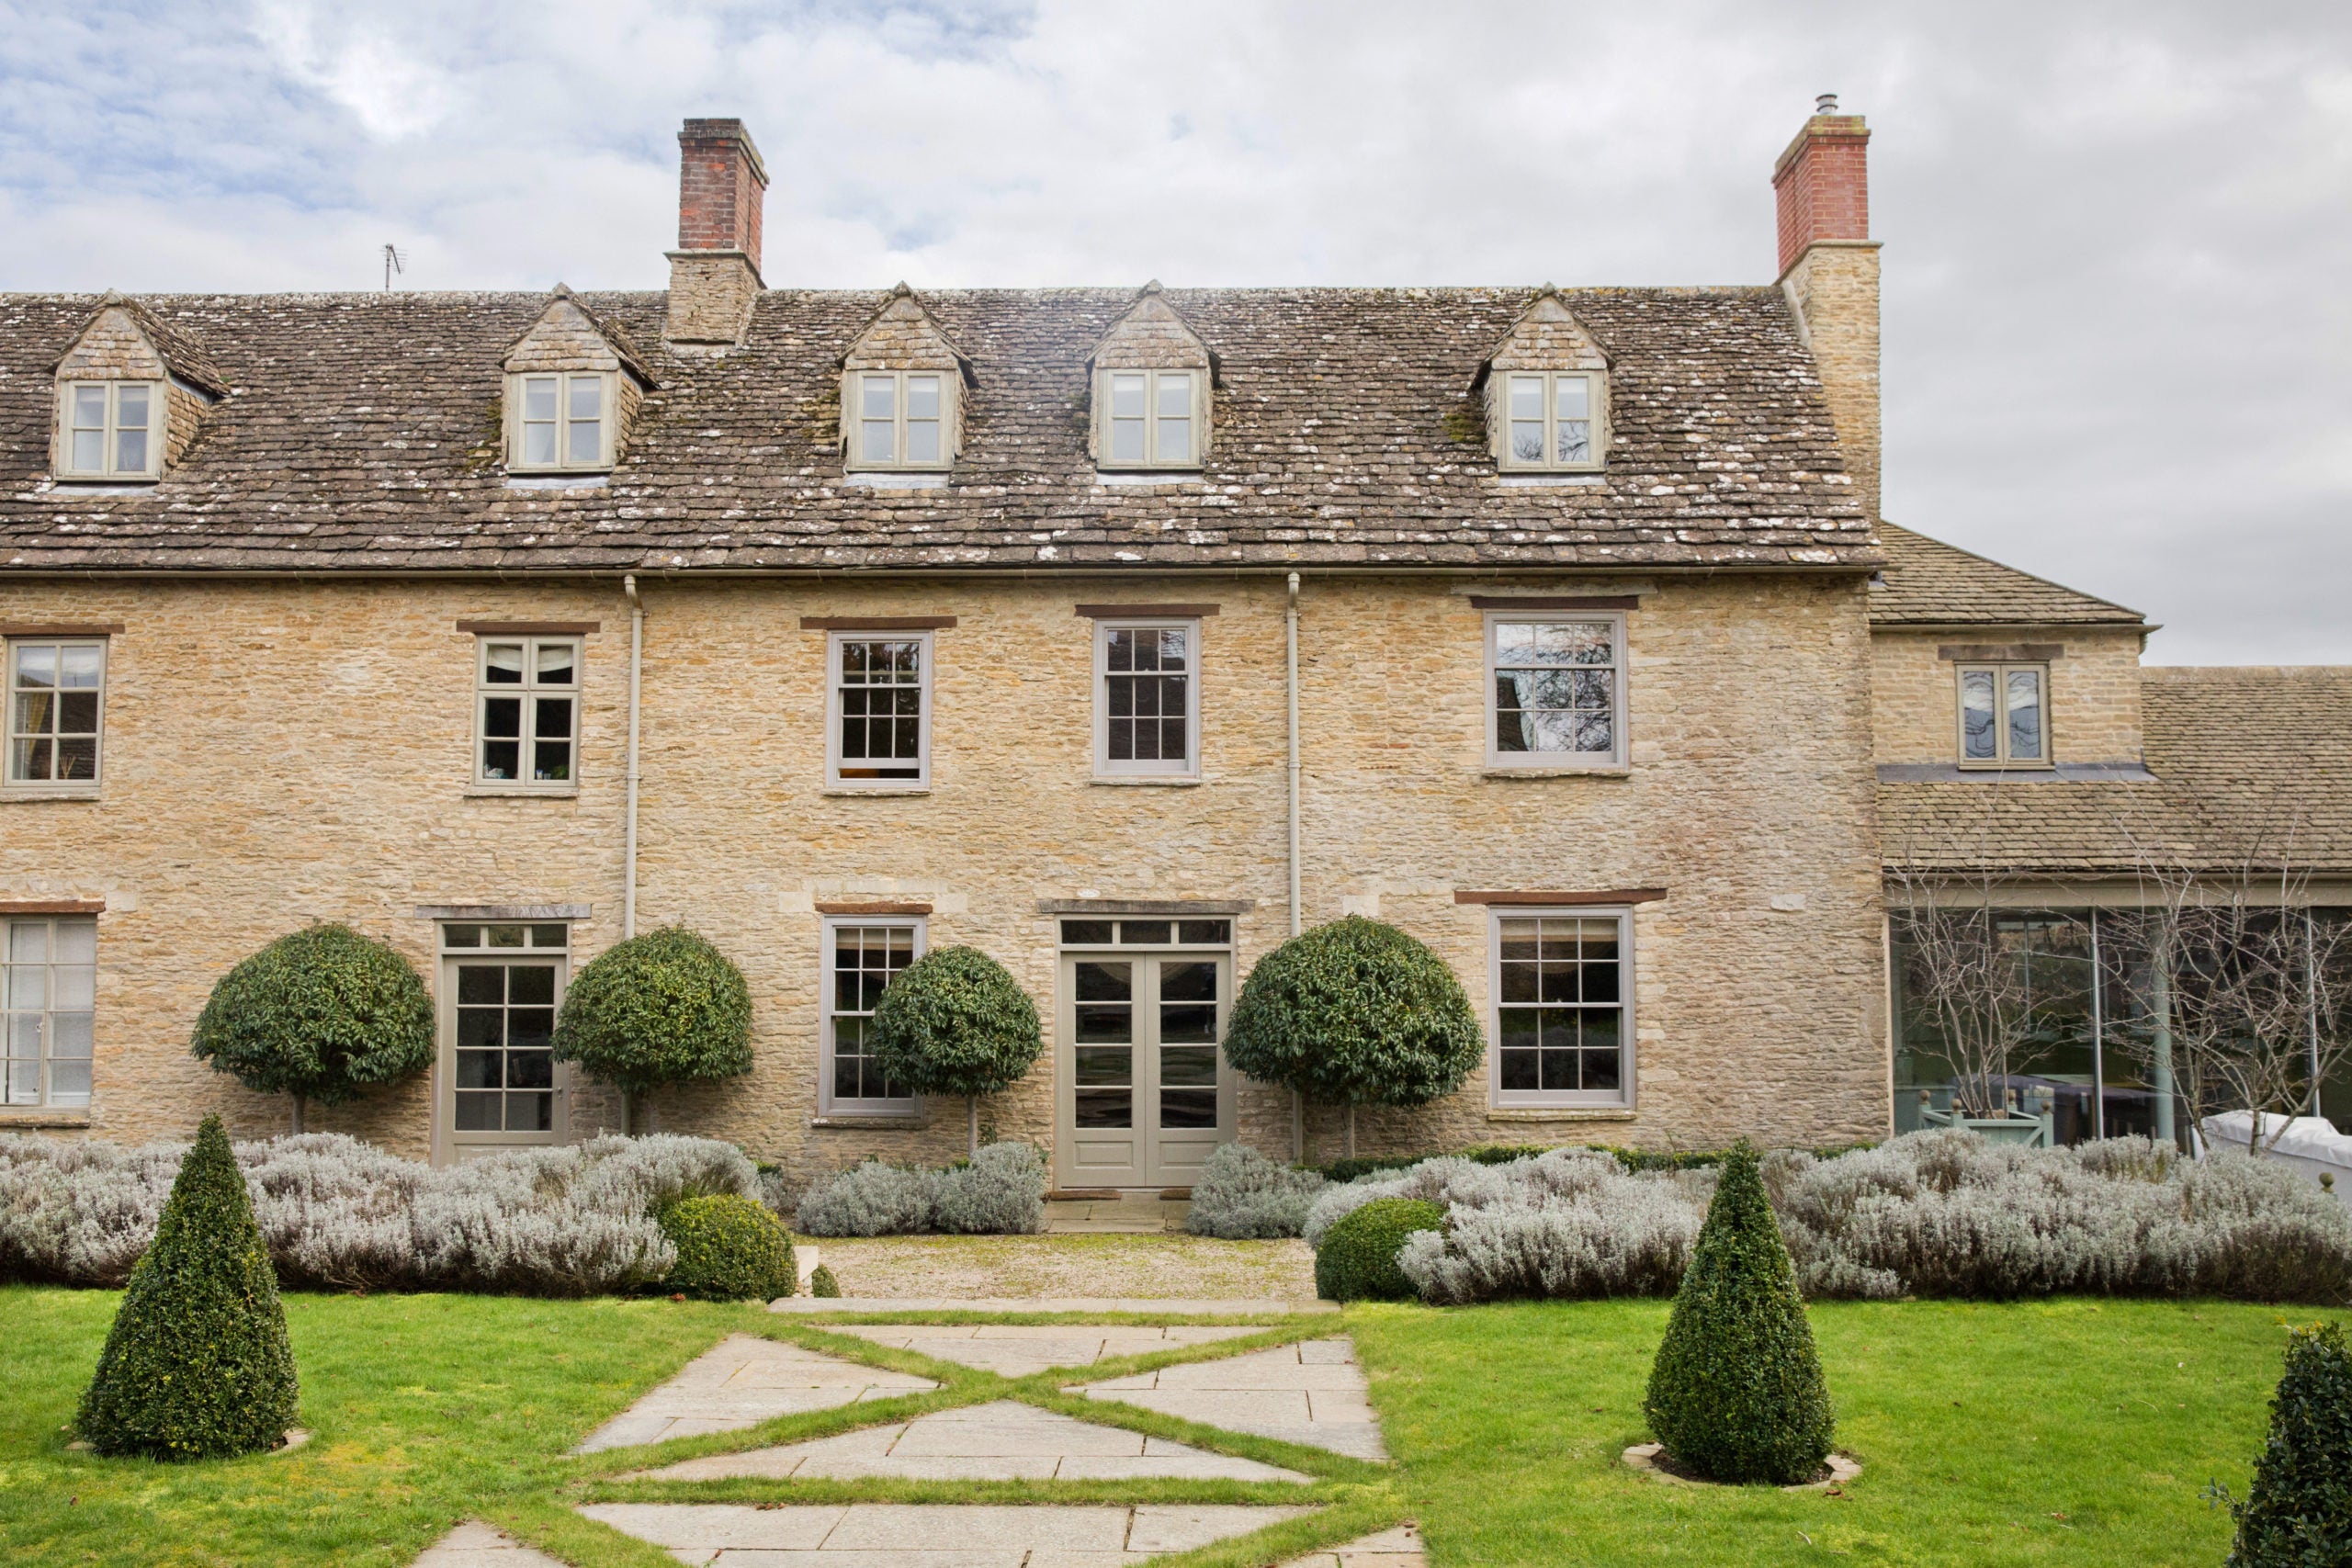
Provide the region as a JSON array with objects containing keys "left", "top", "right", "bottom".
[
  {"left": 1159, "top": 960, "right": 1216, "bottom": 1041},
  {"left": 1177, "top": 920, "right": 1229, "bottom": 944}
]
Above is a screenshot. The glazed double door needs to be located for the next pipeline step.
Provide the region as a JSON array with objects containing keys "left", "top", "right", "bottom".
[{"left": 1057, "top": 952, "right": 1232, "bottom": 1189}]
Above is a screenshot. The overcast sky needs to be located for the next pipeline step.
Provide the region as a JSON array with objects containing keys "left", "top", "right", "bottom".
[{"left": 3, "top": 0, "right": 2346, "bottom": 664}]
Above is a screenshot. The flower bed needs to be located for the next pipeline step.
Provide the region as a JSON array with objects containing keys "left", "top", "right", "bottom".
[
  {"left": 793, "top": 1142, "right": 1046, "bottom": 1236},
  {"left": 0, "top": 1132, "right": 761, "bottom": 1295},
  {"left": 1298, "top": 1130, "right": 2352, "bottom": 1306}
]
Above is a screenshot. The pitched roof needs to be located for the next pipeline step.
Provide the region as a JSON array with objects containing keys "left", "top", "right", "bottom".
[
  {"left": 0, "top": 286, "right": 1874, "bottom": 577},
  {"left": 1869, "top": 522, "right": 2143, "bottom": 626},
  {"left": 1880, "top": 667, "right": 2352, "bottom": 874}
]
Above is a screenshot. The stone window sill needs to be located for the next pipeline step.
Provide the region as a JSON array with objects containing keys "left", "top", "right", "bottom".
[
  {"left": 463, "top": 787, "right": 579, "bottom": 799},
  {"left": 0, "top": 787, "right": 103, "bottom": 803},
  {"left": 1488, "top": 1106, "right": 1636, "bottom": 1122},
  {"left": 808, "top": 1114, "right": 927, "bottom": 1130},
  {"left": 823, "top": 787, "right": 930, "bottom": 798},
  {"left": 0, "top": 1110, "right": 93, "bottom": 1128},
  {"left": 1090, "top": 775, "right": 1203, "bottom": 788},
  {"left": 1481, "top": 765, "right": 1631, "bottom": 780}
]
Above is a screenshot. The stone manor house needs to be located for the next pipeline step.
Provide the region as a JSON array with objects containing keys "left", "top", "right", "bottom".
[{"left": 5, "top": 105, "right": 2345, "bottom": 1188}]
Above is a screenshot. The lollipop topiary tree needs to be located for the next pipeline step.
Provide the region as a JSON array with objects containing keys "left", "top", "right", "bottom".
[
  {"left": 552, "top": 926, "right": 753, "bottom": 1133},
  {"left": 190, "top": 923, "right": 434, "bottom": 1134},
  {"left": 868, "top": 945, "right": 1043, "bottom": 1155},
  {"left": 1644, "top": 1139, "right": 1836, "bottom": 1485},
  {"left": 78, "top": 1116, "right": 299, "bottom": 1459},
  {"left": 1222, "top": 915, "right": 1483, "bottom": 1156}
]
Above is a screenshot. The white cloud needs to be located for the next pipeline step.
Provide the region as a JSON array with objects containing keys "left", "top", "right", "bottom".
[{"left": 0, "top": 0, "right": 2346, "bottom": 661}]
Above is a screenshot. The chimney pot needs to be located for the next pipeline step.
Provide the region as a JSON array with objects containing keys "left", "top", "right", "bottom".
[{"left": 1815, "top": 92, "right": 1838, "bottom": 116}]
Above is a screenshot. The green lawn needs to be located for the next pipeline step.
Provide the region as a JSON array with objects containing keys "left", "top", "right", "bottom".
[{"left": 0, "top": 1284, "right": 2312, "bottom": 1566}]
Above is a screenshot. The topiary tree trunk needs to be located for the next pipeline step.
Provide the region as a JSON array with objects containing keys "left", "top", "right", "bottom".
[
  {"left": 2219, "top": 1321, "right": 2352, "bottom": 1565},
  {"left": 77, "top": 1116, "right": 299, "bottom": 1460},
  {"left": 1643, "top": 1139, "right": 1834, "bottom": 1484}
]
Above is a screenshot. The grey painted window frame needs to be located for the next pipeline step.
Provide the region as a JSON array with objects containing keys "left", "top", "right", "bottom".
[
  {"left": 472, "top": 635, "right": 582, "bottom": 794},
  {"left": 1487, "top": 904, "right": 1636, "bottom": 1111},
  {"left": 1092, "top": 616, "right": 1202, "bottom": 779},
  {"left": 54, "top": 380, "right": 164, "bottom": 480},
  {"left": 3, "top": 913, "right": 96, "bottom": 1109},
  {"left": 1494, "top": 369, "right": 1606, "bottom": 474},
  {"left": 1092, "top": 367, "right": 1205, "bottom": 471},
  {"left": 5, "top": 637, "right": 107, "bottom": 794},
  {"left": 1954, "top": 660, "right": 2053, "bottom": 770},
  {"left": 1482, "top": 611, "right": 1628, "bottom": 771},
  {"left": 824, "top": 629, "right": 933, "bottom": 789},
  {"left": 819, "top": 914, "right": 926, "bottom": 1117},
  {"left": 844, "top": 368, "right": 956, "bottom": 473},
  {"left": 504, "top": 370, "right": 615, "bottom": 474}
]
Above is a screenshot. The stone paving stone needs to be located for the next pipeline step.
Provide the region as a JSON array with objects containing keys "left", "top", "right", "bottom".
[
  {"left": 1072, "top": 1338, "right": 1388, "bottom": 1461},
  {"left": 829, "top": 1323, "right": 1258, "bottom": 1377},
  {"left": 1272, "top": 1522, "right": 1429, "bottom": 1567},
  {"left": 771, "top": 1296, "right": 1337, "bottom": 1315},
  {"left": 577, "top": 1503, "right": 1311, "bottom": 1563},
  {"left": 634, "top": 1400, "right": 1307, "bottom": 1483},
  {"left": 572, "top": 1335, "right": 937, "bottom": 1453},
  {"left": 410, "top": 1519, "right": 572, "bottom": 1566}
]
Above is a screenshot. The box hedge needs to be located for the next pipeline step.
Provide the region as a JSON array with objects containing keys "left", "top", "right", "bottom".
[
  {"left": 1315, "top": 1196, "right": 1446, "bottom": 1302},
  {"left": 659, "top": 1193, "right": 796, "bottom": 1302},
  {"left": 76, "top": 1116, "right": 300, "bottom": 1460}
]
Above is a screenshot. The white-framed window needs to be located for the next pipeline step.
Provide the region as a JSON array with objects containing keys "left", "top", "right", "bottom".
[
  {"left": 475, "top": 637, "right": 579, "bottom": 789},
  {"left": 1958, "top": 663, "right": 2049, "bottom": 768},
  {"left": 507, "top": 372, "right": 613, "bottom": 471},
  {"left": 1484, "top": 614, "right": 1625, "bottom": 769},
  {"left": 4, "top": 916, "right": 96, "bottom": 1108},
  {"left": 1098, "top": 367, "right": 1202, "bottom": 468},
  {"left": 1093, "top": 619, "right": 1199, "bottom": 777},
  {"left": 1490, "top": 908, "right": 1631, "bottom": 1108},
  {"left": 821, "top": 918, "right": 925, "bottom": 1114},
  {"left": 6, "top": 639, "right": 106, "bottom": 789},
  {"left": 1497, "top": 371, "right": 1603, "bottom": 472},
  {"left": 439, "top": 920, "right": 569, "bottom": 1143},
  {"left": 56, "top": 381, "right": 162, "bottom": 480},
  {"left": 849, "top": 370, "right": 952, "bottom": 470},
  {"left": 826, "top": 632, "right": 931, "bottom": 787}
]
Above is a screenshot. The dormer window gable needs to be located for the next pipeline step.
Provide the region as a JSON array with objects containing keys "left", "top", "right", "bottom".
[
  {"left": 51, "top": 294, "right": 226, "bottom": 484},
  {"left": 502, "top": 286, "right": 655, "bottom": 476},
  {"left": 839, "top": 284, "right": 974, "bottom": 474},
  {"left": 1088, "top": 282, "right": 1215, "bottom": 473},
  {"left": 1472, "top": 288, "right": 1611, "bottom": 475}
]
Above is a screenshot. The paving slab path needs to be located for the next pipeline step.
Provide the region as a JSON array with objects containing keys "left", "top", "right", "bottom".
[
  {"left": 1073, "top": 1338, "right": 1387, "bottom": 1461},
  {"left": 773, "top": 1295, "right": 1335, "bottom": 1316},
  {"left": 1273, "top": 1524, "right": 1428, "bottom": 1567},
  {"left": 411, "top": 1520, "right": 570, "bottom": 1566},
  {"left": 576, "top": 1501, "right": 1316, "bottom": 1564},
  {"left": 632, "top": 1398, "right": 1311, "bottom": 1483},
  {"left": 827, "top": 1322, "right": 1262, "bottom": 1377},
  {"left": 573, "top": 1334, "right": 937, "bottom": 1454}
]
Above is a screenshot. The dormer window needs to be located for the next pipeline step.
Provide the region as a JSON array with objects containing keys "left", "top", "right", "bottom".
[
  {"left": 1504, "top": 373, "right": 1598, "bottom": 468},
  {"left": 853, "top": 370, "right": 950, "bottom": 469},
  {"left": 508, "top": 372, "right": 613, "bottom": 472},
  {"left": 1102, "top": 369, "right": 1197, "bottom": 468},
  {"left": 58, "top": 382, "right": 161, "bottom": 480}
]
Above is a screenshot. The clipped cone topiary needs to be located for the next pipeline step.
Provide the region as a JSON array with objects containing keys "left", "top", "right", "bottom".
[
  {"left": 77, "top": 1116, "right": 298, "bottom": 1460},
  {"left": 1643, "top": 1139, "right": 1833, "bottom": 1484},
  {"left": 2220, "top": 1321, "right": 2352, "bottom": 1565}
]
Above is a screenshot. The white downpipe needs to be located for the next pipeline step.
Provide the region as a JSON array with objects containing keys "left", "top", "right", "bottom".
[
  {"left": 1286, "top": 571, "right": 1303, "bottom": 1162},
  {"left": 621, "top": 573, "right": 644, "bottom": 1135}
]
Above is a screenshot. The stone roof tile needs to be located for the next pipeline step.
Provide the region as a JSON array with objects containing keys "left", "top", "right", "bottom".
[{"left": 1870, "top": 521, "right": 2142, "bottom": 626}]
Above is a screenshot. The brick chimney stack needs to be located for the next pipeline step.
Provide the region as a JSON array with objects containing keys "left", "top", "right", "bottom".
[
  {"left": 665, "top": 118, "right": 768, "bottom": 347},
  {"left": 1772, "top": 96, "right": 1882, "bottom": 522}
]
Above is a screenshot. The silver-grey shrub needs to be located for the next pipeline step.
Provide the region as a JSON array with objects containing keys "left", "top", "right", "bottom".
[
  {"left": 795, "top": 1143, "right": 1046, "bottom": 1236},
  {"left": 933, "top": 1142, "right": 1046, "bottom": 1235},
  {"left": 1187, "top": 1143, "right": 1328, "bottom": 1239},
  {"left": 1324, "top": 1131, "right": 2352, "bottom": 1306},
  {"left": 0, "top": 1131, "right": 757, "bottom": 1295}
]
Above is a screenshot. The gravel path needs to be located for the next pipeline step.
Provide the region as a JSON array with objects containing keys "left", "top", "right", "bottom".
[{"left": 794, "top": 1234, "right": 1317, "bottom": 1302}]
